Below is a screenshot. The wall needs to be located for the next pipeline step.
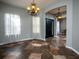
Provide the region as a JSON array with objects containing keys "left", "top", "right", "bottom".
[
  {"left": 66, "top": 0, "right": 73, "bottom": 48},
  {"left": 0, "top": 2, "right": 33, "bottom": 44},
  {"left": 72, "top": 0, "right": 79, "bottom": 52},
  {"left": 66, "top": 0, "right": 79, "bottom": 52},
  {"left": 38, "top": 12, "right": 45, "bottom": 39}
]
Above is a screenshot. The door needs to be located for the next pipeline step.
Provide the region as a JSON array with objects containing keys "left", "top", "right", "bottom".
[{"left": 46, "top": 18, "right": 54, "bottom": 38}]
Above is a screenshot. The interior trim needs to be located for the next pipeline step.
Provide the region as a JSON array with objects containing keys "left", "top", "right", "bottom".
[
  {"left": 0, "top": 38, "right": 45, "bottom": 45},
  {"left": 66, "top": 45, "right": 79, "bottom": 55}
]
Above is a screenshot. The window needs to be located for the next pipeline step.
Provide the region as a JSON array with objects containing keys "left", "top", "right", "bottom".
[
  {"left": 33, "top": 16, "right": 40, "bottom": 33},
  {"left": 4, "top": 13, "right": 21, "bottom": 36},
  {"left": 56, "top": 21, "right": 60, "bottom": 34}
]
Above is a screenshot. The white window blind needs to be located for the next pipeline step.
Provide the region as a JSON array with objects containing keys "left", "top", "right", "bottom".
[
  {"left": 5, "top": 13, "right": 21, "bottom": 36},
  {"left": 33, "top": 16, "right": 40, "bottom": 33},
  {"left": 56, "top": 21, "right": 60, "bottom": 34}
]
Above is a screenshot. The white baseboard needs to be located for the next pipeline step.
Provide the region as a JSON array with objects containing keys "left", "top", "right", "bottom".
[
  {"left": 0, "top": 38, "right": 33, "bottom": 45},
  {"left": 66, "top": 46, "right": 79, "bottom": 55},
  {"left": 0, "top": 38, "right": 45, "bottom": 45}
]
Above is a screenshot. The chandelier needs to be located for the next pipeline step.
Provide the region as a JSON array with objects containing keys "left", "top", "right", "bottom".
[
  {"left": 56, "top": 8, "right": 62, "bottom": 20},
  {"left": 27, "top": 0, "right": 40, "bottom": 16},
  {"left": 56, "top": 8, "right": 65, "bottom": 21}
]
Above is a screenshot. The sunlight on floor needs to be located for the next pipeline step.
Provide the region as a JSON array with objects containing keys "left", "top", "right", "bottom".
[
  {"left": 53, "top": 55, "right": 66, "bottom": 59},
  {"left": 29, "top": 53, "right": 42, "bottom": 59}
]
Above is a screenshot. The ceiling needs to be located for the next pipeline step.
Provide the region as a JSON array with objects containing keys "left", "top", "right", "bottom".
[
  {"left": 0, "top": 0, "right": 63, "bottom": 9},
  {"left": 47, "top": 6, "right": 66, "bottom": 15}
]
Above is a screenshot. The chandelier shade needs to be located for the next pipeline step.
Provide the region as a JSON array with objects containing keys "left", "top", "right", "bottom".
[{"left": 27, "top": 0, "right": 40, "bottom": 16}]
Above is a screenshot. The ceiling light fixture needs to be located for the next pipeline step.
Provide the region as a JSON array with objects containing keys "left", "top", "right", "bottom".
[
  {"left": 56, "top": 8, "right": 62, "bottom": 20},
  {"left": 27, "top": 0, "right": 40, "bottom": 16}
]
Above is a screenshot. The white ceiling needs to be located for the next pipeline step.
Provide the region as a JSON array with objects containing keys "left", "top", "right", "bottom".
[{"left": 0, "top": 0, "right": 63, "bottom": 9}]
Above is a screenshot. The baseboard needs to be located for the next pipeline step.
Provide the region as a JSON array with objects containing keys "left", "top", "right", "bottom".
[
  {"left": 0, "top": 38, "right": 33, "bottom": 45},
  {"left": 0, "top": 38, "right": 45, "bottom": 45},
  {"left": 66, "top": 46, "right": 79, "bottom": 55}
]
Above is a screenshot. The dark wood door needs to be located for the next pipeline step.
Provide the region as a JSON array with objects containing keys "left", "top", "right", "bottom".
[{"left": 46, "top": 18, "right": 54, "bottom": 38}]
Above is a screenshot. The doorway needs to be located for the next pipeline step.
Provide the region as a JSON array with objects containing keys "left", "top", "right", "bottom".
[{"left": 46, "top": 6, "right": 66, "bottom": 37}]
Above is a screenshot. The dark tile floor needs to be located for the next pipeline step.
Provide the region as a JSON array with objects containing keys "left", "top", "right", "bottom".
[{"left": 0, "top": 38, "right": 78, "bottom": 59}]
